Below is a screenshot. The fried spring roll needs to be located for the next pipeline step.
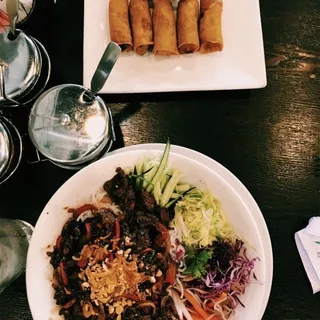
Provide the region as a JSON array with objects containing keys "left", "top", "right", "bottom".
[
  {"left": 177, "top": 0, "right": 200, "bottom": 54},
  {"left": 152, "top": 0, "right": 179, "bottom": 56},
  {"left": 199, "top": 0, "right": 223, "bottom": 53},
  {"left": 129, "top": 0, "right": 153, "bottom": 55},
  {"left": 200, "top": 0, "right": 215, "bottom": 15},
  {"left": 109, "top": 0, "right": 132, "bottom": 52}
]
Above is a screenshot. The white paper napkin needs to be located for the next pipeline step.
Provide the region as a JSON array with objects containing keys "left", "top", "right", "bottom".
[{"left": 295, "top": 217, "right": 320, "bottom": 294}]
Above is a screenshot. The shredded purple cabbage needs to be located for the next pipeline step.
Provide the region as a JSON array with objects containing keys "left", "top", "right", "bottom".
[{"left": 188, "top": 239, "right": 259, "bottom": 310}]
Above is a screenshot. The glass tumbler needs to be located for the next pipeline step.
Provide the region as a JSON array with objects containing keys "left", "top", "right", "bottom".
[{"left": 0, "top": 218, "right": 33, "bottom": 293}]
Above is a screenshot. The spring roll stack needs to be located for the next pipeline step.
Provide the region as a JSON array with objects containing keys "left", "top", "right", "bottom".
[{"left": 108, "top": 0, "right": 224, "bottom": 56}]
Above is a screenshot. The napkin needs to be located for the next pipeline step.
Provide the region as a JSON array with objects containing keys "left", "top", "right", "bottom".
[{"left": 295, "top": 217, "right": 320, "bottom": 294}]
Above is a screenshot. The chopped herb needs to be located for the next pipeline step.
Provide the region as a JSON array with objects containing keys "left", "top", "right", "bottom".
[
  {"left": 184, "top": 246, "right": 213, "bottom": 278},
  {"left": 143, "top": 250, "right": 156, "bottom": 262},
  {"left": 128, "top": 167, "right": 155, "bottom": 190}
]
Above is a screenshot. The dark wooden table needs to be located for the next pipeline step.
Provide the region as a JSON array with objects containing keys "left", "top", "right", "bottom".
[{"left": 0, "top": 0, "right": 319, "bottom": 319}]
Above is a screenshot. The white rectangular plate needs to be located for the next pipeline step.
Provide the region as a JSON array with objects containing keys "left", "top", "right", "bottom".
[{"left": 83, "top": 0, "right": 267, "bottom": 93}]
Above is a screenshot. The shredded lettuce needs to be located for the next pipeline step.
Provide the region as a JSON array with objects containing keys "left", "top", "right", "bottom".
[{"left": 171, "top": 188, "right": 236, "bottom": 247}]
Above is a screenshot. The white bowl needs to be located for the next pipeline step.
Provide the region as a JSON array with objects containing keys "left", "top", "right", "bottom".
[{"left": 26, "top": 145, "right": 273, "bottom": 320}]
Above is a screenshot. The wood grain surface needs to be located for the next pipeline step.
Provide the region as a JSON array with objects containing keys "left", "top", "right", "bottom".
[{"left": 0, "top": 0, "right": 319, "bottom": 319}]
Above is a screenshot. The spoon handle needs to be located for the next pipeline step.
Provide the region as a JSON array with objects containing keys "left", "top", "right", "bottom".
[
  {"left": 90, "top": 41, "right": 121, "bottom": 97},
  {"left": 6, "top": 0, "right": 19, "bottom": 35}
]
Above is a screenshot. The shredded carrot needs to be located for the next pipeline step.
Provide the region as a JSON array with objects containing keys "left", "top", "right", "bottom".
[
  {"left": 142, "top": 248, "right": 153, "bottom": 255},
  {"left": 206, "top": 292, "right": 227, "bottom": 308},
  {"left": 115, "top": 219, "right": 120, "bottom": 239},
  {"left": 56, "top": 235, "right": 62, "bottom": 249},
  {"left": 164, "top": 262, "right": 177, "bottom": 285},
  {"left": 59, "top": 262, "right": 68, "bottom": 286},
  {"left": 191, "top": 314, "right": 207, "bottom": 320},
  {"left": 62, "top": 298, "right": 76, "bottom": 309},
  {"left": 123, "top": 293, "right": 140, "bottom": 302},
  {"left": 68, "top": 204, "right": 97, "bottom": 217},
  {"left": 85, "top": 223, "right": 92, "bottom": 240},
  {"left": 191, "top": 310, "right": 221, "bottom": 320},
  {"left": 77, "top": 258, "right": 87, "bottom": 269},
  {"left": 183, "top": 290, "right": 212, "bottom": 320},
  {"left": 155, "top": 274, "right": 164, "bottom": 292},
  {"left": 112, "top": 219, "right": 121, "bottom": 250},
  {"left": 155, "top": 221, "right": 169, "bottom": 240}
]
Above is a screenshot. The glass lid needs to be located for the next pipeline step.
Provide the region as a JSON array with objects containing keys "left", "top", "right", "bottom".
[
  {"left": 0, "top": 28, "right": 41, "bottom": 101},
  {"left": 28, "top": 84, "right": 110, "bottom": 164},
  {"left": 0, "top": 120, "right": 11, "bottom": 177}
]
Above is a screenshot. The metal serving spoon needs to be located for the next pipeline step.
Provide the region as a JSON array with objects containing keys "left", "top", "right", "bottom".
[
  {"left": 6, "top": 0, "right": 19, "bottom": 36},
  {"left": 87, "top": 41, "right": 121, "bottom": 100}
]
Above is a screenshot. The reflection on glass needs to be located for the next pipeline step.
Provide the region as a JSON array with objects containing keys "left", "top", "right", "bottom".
[{"left": 84, "top": 115, "right": 106, "bottom": 139}]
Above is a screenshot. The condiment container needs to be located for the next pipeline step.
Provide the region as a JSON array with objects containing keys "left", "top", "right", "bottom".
[
  {"left": 0, "top": 0, "right": 50, "bottom": 106},
  {"left": 0, "top": 116, "right": 22, "bottom": 184},
  {"left": 27, "top": 41, "right": 121, "bottom": 170},
  {"left": 28, "top": 84, "right": 115, "bottom": 170}
]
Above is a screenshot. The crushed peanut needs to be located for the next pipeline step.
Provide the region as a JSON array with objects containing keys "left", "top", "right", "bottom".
[
  {"left": 81, "top": 301, "right": 96, "bottom": 318},
  {"left": 156, "top": 269, "right": 162, "bottom": 277},
  {"left": 124, "top": 249, "right": 132, "bottom": 257},
  {"left": 79, "top": 249, "right": 151, "bottom": 317},
  {"left": 125, "top": 236, "right": 131, "bottom": 243},
  {"left": 108, "top": 305, "right": 115, "bottom": 314},
  {"left": 116, "top": 305, "right": 124, "bottom": 315},
  {"left": 113, "top": 301, "right": 119, "bottom": 307},
  {"left": 76, "top": 237, "right": 161, "bottom": 318}
]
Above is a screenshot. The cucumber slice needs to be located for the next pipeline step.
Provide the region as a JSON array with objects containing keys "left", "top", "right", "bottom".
[
  {"left": 175, "top": 184, "right": 190, "bottom": 193},
  {"left": 143, "top": 163, "right": 158, "bottom": 189},
  {"left": 135, "top": 158, "right": 144, "bottom": 190},
  {"left": 146, "top": 139, "right": 171, "bottom": 192},
  {"left": 160, "top": 173, "right": 170, "bottom": 191},
  {"left": 160, "top": 170, "right": 182, "bottom": 207}
]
